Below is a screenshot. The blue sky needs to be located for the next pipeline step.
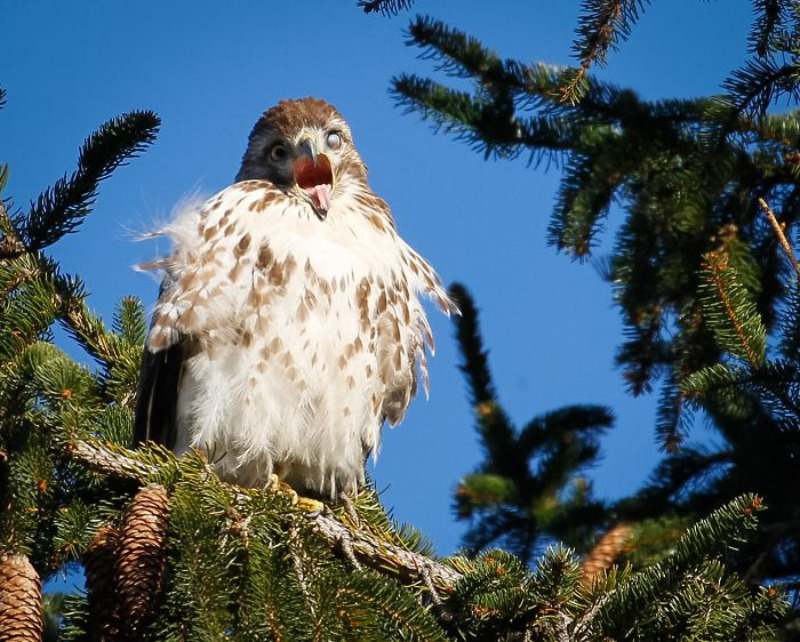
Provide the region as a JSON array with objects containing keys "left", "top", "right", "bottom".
[{"left": 2, "top": 1, "right": 754, "bottom": 560}]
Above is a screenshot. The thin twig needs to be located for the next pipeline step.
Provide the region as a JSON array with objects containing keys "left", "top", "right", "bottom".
[
  {"left": 572, "top": 591, "right": 612, "bottom": 639},
  {"left": 758, "top": 197, "right": 800, "bottom": 281}
]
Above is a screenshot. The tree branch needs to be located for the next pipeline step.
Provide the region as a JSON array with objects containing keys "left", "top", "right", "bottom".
[{"left": 67, "top": 438, "right": 463, "bottom": 591}]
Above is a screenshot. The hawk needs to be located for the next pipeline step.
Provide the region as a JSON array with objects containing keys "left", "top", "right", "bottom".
[{"left": 135, "top": 97, "right": 457, "bottom": 496}]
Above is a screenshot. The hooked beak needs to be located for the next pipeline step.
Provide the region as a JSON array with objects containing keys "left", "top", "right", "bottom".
[{"left": 294, "top": 138, "right": 334, "bottom": 220}]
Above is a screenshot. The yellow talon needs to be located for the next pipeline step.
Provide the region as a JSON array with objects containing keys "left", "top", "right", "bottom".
[
  {"left": 297, "top": 496, "right": 325, "bottom": 513},
  {"left": 266, "top": 474, "right": 325, "bottom": 513}
]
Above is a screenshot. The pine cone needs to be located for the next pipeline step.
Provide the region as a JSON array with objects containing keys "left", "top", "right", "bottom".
[
  {"left": 85, "top": 524, "right": 122, "bottom": 640},
  {"left": 0, "top": 553, "right": 42, "bottom": 642},
  {"left": 116, "top": 484, "right": 169, "bottom": 635},
  {"left": 580, "top": 523, "right": 633, "bottom": 587}
]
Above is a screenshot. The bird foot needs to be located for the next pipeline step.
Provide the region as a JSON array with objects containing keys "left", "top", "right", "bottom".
[
  {"left": 297, "top": 496, "right": 325, "bottom": 514},
  {"left": 266, "top": 474, "right": 325, "bottom": 514}
]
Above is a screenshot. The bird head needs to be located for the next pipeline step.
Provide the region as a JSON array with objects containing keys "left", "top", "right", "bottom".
[{"left": 236, "top": 98, "right": 368, "bottom": 220}]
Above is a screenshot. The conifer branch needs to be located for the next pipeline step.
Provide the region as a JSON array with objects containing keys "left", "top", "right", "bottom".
[
  {"left": 69, "top": 438, "right": 157, "bottom": 481},
  {"left": 595, "top": 494, "right": 767, "bottom": 635},
  {"left": 574, "top": 0, "right": 645, "bottom": 66},
  {"left": 0, "top": 230, "right": 130, "bottom": 373},
  {"left": 449, "top": 284, "right": 612, "bottom": 562},
  {"left": 750, "top": 0, "right": 787, "bottom": 57},
  {"left": 66, "top": 437, "right": 464, "bottom": 591},
  {"left": 702, "top": 252, "right": 764, "bottom": 368},
  {"left": 17, "top": 111, "right": 159, "bottom": 253},
  {"left": 57, "top": 283, "right": 121, "bottom": 367},
  {"left": 448, "top": 283, "right": 496, "bottom": 405},
  {"left": 358, "top": 0, "right": 414, "bottom": 15},
  {"left": 565, "top": 0, "right": 647, "bottom": 102},
  {"left": 721, "top": 57, "right": 800, "bottom": 120}
]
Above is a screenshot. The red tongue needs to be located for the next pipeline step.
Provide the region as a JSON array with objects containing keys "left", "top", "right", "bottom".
[{"left": 294, "top": 156, "right": 333, "bottom": 189}]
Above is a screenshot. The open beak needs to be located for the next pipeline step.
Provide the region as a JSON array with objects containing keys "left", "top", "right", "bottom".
[{"left": 294, "top": 139, "right": 334, "bottom": 220}]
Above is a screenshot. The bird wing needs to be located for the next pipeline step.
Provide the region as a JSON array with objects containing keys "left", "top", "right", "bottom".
[
  {"left": 134, "top": 270, "right": 189, "bottom": 449},
  {"left": 134, "top": 337, "right": 185, "bottom": 449},
  {"left": 365, "top": 198, "right": 459, "bottom": 426},
  {"left": 133, "top": 182, "right": 280, "bottom": 449}
]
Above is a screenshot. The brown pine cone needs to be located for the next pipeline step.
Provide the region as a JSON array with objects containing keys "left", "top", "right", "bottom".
[
  {"left": 580, "top": 523, "right": 633, "bottom": 587},
  {"left": 116, "top": 484, "right": 169, "bottom": 635},
  {"left": 85, "top": 524, "right": 122, "bottom": 640},
  {"left": 0, "top": 553, "right": 42, "bottom": 642}
]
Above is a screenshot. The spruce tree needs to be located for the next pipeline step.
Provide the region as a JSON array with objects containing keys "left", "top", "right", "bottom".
[
  {"left": 358, "top": 1, "right": 800, "bottom": 631},
  {"left": 0, "top": 82, "right": 788, "bottom": 637}
]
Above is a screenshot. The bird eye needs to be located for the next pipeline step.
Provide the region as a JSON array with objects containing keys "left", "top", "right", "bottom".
[
  {"left": 326, "top": 131, "right": 342, "bottom": 150},
  {"left": 269, "top": 143, "right": 288, "bottom": 162}
]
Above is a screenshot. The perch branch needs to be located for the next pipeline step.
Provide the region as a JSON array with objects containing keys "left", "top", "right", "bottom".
[{"left": 67, "top": 438, "right": 463, "bottom": 591}]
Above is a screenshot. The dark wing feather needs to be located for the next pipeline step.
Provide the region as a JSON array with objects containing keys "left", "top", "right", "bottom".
[{"left": 134, "top": 342, "right": 184, "bottom": 449}]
